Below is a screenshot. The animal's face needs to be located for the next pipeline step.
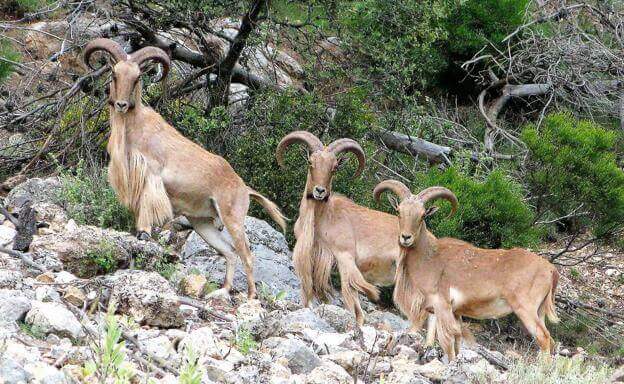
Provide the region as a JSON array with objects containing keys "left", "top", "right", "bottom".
[
  {"left": 307, "top": 151, "right": 339, "bottom": 201},
  {"left": 110, "top": 61, "right": 141, "bottom": 113},
  {"left": 396, "top": 198, "right": 438, "bottom": 248}
]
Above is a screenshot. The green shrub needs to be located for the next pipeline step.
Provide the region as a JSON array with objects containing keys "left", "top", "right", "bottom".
[
  {"left": 58, "top": 164, "right": 134, "bottom": 232},
  {"left": 341, "top": 0, "right": 449, "bottom": 103},
  {"left": 233, "top": 326, "right": 257, "bottom": 355},
  {"left": 522, "top": 112, "right": 624, "bottom": 238},
  {"left": 85, "top": 240, "right": 118, "bottom": 274},
  {"left": 444, "top": 0, "right": 528, "bottom": 61},
  {"left": 0, "top": 41, "right": 19, "bottom": 83},
  {"left": 409, "top": 167, "right": 541, "bottom": 248},
  {"left": 83, "top": 306, "right": 134, "bottom": 383},
  {"left": 179, "top": 346, "right": 203, "bottom": 384},
  {"left": 1, "top": 0, "right": 51, "bottom": 16}
]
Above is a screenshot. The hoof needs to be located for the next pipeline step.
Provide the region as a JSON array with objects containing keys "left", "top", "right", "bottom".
[{"left": 137, "top": 231, "right": 151, "bottom": 241}]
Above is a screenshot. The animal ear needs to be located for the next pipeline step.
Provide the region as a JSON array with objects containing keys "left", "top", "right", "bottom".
[
  {"left": 387, "top": 195, "right": 399, "bottom": 210},
  {"left": 425, "top": 206, "right": 439, "bottom": 217}
]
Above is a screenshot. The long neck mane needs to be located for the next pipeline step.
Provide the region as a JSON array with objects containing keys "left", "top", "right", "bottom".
[
  {"left": 107, "top": 84, "right": 145, "bottom": 210},
  {"left": 393, "top": 225, "right": 437, "bottom": 324}
]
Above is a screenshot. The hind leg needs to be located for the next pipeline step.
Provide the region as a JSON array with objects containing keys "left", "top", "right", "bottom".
[
  {"left": 189, "top": 218, "right": 237, "bottom": 293},
  {"left": 514, "top": 305, "right": 553, "bottom": 354},
  {"left": 218, "top": 197, "right": 257, "bottom": 299},
  {"left": 335, "top": 253, "right": 365, "bottom": 326}
]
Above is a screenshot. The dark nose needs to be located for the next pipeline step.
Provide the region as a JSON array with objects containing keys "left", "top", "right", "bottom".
[
  {"left": 314, "top": 186, "right": 326, "bottom": 194},
  {"left": 115, "top": 101, "right": 128, "bottom": 110},
  {"left": 401, "top": 233, "right": 413, "bottom": 242}
]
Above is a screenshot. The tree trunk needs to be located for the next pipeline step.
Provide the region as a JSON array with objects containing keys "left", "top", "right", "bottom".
[{"left": 378, "top": 131, "right": 451, "bottom": 165}]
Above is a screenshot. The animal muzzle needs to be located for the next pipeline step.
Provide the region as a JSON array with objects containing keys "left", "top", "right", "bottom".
[
  {"left": 312, "top": 185, "right": 328, "bottom": 201},
  {"left": 113, "top": 100, "right": 134, "bottom": 113},
  {"left": 399, "top": 233, "right": 414, "bottom": 247}
]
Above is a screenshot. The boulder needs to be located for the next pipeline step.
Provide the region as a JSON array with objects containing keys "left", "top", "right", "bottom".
[
  {"left": 262, "top": 337, "right": 321, "bottom": 374},
  {"left": 25, "top": 301, "right": 84, "bottom": 339},
  {"left": 30, "top": 225, "right": 166, "bottom": 278},
  {"left": 5, "top": 177, "right": 61, "bottom": 212},
  {"left": 178, "top": 327, "right": 221, "bottom": 359},
  {"left": 108, "top": 270, "right": 184, "bottom": 328},
  {"left": 0, "top": 289, "right": 31, "bottom": 324},
  {"left": 180, "top": 274, "right": 207, "bottom": 298},
  {"left": 35, "top": 285, "right": 61, "bottom": 302},
  {"left": 63, "top": 286, "right": 86, "bottom": 307},
  {"left": 386, "top": 356, "right": 433, "bottom": 384},
  {"left": 305, "top": 360, "right": 352, "bottom": 384},
  {"left": 324, "top": 350, "right": 368, "bottom": 373},
  {"left": 0, "top": 269, "right": 23, "bottom": 289},
  {"left": 366, "top": 310, "right": 411, "bottom": 333},
  {"left": 0, "top": 225, "right": 16, "bottom": 247},
  {"left": 313, "top": 304, "right": 355, "bottom": 333},
  {"left": 281, "top": 308, "right": 335, "bottom": 334},
  {"left": 182, "top": 216, "right": 300, "bottom": 302}
]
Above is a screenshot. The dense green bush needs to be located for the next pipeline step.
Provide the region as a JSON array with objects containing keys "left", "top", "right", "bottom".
[
  {"left": 1, "top": 0, "right": 49, "bottom": 17},
  {"left": 0, "top": 42, "right": 19, "bottom": 83},
  {"left": 522, "top": 112, "right": 624, "bottom": 238},
  {"left": 408, "top": 167, "right": 541, "bottom": 249},
  {"left": 341, "top": 0, "right": 449, "bottom": 104},
  {"left": 444, "top": 0, "right": 528, "bottom": 61},
  {"left": 58, "top": 164, "right": 134, "bottom": 232}
]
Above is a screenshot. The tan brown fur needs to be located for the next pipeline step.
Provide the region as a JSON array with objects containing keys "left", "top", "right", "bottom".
[
  {"left": 376, "top": 180, "right": 559, "bottom": 360},
  {"left": 277, "top": 132, "right": 401, "bottom": 325},
  {"left": 85, "top": 39, "right": 286, "bottom": 299}
]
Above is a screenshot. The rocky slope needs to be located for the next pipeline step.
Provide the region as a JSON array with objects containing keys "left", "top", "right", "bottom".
[{"left": 0, "top": 177, "right": 621, "bottom": 384}]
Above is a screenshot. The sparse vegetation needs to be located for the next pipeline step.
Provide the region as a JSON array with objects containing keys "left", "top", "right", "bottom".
[
  {"left": 58, "top": 164, "right": 134, "bottom": 232},
  {"left": 179, "top": 346, "right": 203, "bottom": 384},
  {"left": 85, "top": 240, "right": 119, "bottom": 275},
  {"left": 504, "top": 355, "right": 612, "bottom": 384},
  {"left": 233, "top": 326, "right": 257, "bottom": 355},
  {"left": 83, "top": 306, "right": 134, "bottom": 383},
  {"left": 18, "top": 321, "right": 46, "bottom": 340}
]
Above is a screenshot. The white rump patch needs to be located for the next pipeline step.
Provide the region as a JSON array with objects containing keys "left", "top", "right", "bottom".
[{"left": 449, "top": 287, "right": 464, "bottom": 308}]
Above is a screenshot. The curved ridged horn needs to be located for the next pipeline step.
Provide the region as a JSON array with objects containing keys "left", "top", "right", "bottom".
[
  {"left": 416, "top": 187, "right": 458, "bottom": 217},
  {"left": 83, "top": 38, "right": 128, "bottom": 70},
  {"left": 275, "top": 131, "right": 323, "bottom": 168},
  {"left": 130, "top": 46, "right": 171, "bottom": 81},
  {"left": 326, "top": 138, "right": 366, "bottom": 178},
  {"left": 373, "top": 180, "right": 411, "bottom": 203}
]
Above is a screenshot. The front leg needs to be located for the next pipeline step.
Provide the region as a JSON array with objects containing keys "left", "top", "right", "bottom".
[{"left": 134, "top": 173, "right": 174, "bottom": 241}]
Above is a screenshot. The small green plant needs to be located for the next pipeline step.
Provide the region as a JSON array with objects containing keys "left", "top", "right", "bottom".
[
  {"left": 85, "top": 240, "right": 118, "bottom": 274},
  {"left": 258, "top": 282, "right": 286, "bottom": 305},
  {"left": 202, "top": 280, "right": 220, "bottom": 296},
  {"left": 569, "top": 268, "right": 581, "bottom": 280},
  {"left": 179, "top": 346, "right": 203, "bottom": 384},
  {"left": 233, "top": 326, "right": 257, "bottom": 355},
  {"left": 58, "top": 164, "right": 134, "bottom": 232},
  {"left": 0, "top": 41, "right": 20, "bottom": 83},
  {"left": 505, "top": 355, "right": 612, "bottom": 383},
  {"left": 18, "top": 321, "right": 46, "bottom": 339},
  {"left": 84, "top": 305, "right": 134, "bottom": 383}
]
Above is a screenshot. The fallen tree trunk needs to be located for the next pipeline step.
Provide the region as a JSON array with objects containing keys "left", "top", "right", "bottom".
[{"left": 378, "top": 131, "right": 452, "bottom": 165}]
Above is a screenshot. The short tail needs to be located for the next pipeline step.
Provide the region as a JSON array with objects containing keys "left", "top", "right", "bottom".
[
  {"left": 248, "top": 188, "right": 288, "bottom": 233},
  {"left": 543, "top": 269, "right": 560, "bottom": 323}
]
